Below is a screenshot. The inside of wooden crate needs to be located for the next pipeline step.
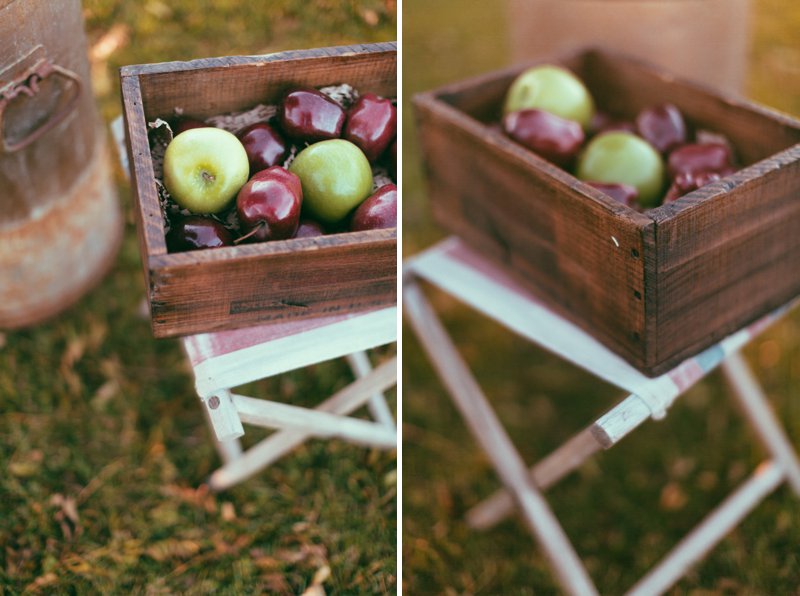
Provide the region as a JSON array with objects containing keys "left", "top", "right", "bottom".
[
  {"left": 435, "top": 48, "right": 800, "bottom": 168},
  {"left": 128, "top": 49, "right": 397, "bottom": 261},
  {"left": 137, "top": 53, "right": 396, "bottom": 122}
]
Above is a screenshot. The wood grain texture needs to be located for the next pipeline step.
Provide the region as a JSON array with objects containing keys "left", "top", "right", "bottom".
[
  {"left": 120, "top": 43, "right": 397, "bottom": 338},
  {"left": 647, "top": 147, "right": 800, "bottom": 372},
  {"left": 414, "top": 75, "right": 652, "bottom": 367},
  {"left": 123, "top": 43, "right": 396, "bottom": 121},
  {"left": 148, "top": 231, "right": 396, "bottom": 337},
  {"left": 414, "top": 48, "right": 800, "bottom": 376}
]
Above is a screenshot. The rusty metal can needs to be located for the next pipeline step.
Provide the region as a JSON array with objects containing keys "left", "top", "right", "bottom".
[{"left": 0, "top": 0, "right": 121, "bottom": 328}]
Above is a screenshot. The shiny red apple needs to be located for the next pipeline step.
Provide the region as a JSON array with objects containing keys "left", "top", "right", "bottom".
[
  {"left": 237, "top": 122, "right": 288, "bottom": 175},
  {"left": 279, "top": 88, "right": 346, "bottom": 143},
  {"left": 172, "top": 117, "right": 209, "bottom": 135},
  {"left": 586, "top": 181, "right": 639, "bottom": 207},
  {"left": 667, "top": 142, "right": 733, "bottom": 179},
  {"left": 167, "top": 216, "right": 233, "bottom": 252},
  {"left": 294, "top": 219, "right": 326, "bottom": 238},
  {"left": 502, "top": 108, "right": 584, "bottom": 167},
  {"left": 589, "top": 111, "right": 636, "bottom": 136},
  {"left": 664, "top": 169, "right": 731, "bottom": 202},
  {"left": 636, "top": 103, "right": 687, "bottom": 154},
  {"left": 236, "top": 166, "right": 302, "bottom": 242},
  {"left": 344, "top": 93, "right": 397, "bottom": 163},
  {"left": 350, "top": 184, "right": 397, "bottom": 231}
]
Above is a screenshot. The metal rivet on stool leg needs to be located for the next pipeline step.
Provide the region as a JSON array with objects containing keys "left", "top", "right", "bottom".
[{"left": 208, "top": 395, "right": 220, "bottom": 410}]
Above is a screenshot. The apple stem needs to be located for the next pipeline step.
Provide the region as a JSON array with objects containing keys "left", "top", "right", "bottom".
[{"left": 233, "top": 221, "right": 265, "bottom": 245}]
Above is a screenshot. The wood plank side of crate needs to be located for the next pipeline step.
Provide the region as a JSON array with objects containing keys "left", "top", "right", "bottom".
[
  {"left": 119, "top": 72, "right": 167, "bottom": 305},
  {"left": 578, "top": 51, "right": 800, "bottom": 374},
  {"left": 146, "top": 230, "right": 397, "bottom": 338},
  {"left": 579, "top": 49, "right": 800, "bottom": 166},
  {"left": 414, "top": 90, "right": 654, "bottom": 368},
  {"left": 131, "top": 44, "right": 397, "bottom": 122},
  {"left": 645, "top": 148, "right": 800, "bottom": 373}
]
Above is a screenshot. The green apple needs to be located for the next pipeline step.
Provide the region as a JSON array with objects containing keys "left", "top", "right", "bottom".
[
  {"left": 289, "top": 139, "right": 373, "bottom": 224},
  {"left": 577, "top": 131, "right": 665, "bottom": 207},
  {"left": 504, "top": 64, "right": 595, "bottom": 129},
  {"left": 163, "top": 127, "right": 250, "bottom": 214}
]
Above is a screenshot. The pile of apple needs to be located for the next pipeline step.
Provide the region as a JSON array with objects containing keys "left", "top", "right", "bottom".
[
  {"left": 500, "top": 65, "right": 738, "bottom": 209},
  {"left": 156, "top": 86, "right": 397, "bottom": 252}
]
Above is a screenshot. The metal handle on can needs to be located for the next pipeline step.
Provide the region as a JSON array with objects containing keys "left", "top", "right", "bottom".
[{"left": 0, "top": 56, "right": 82, "bottom": 153}]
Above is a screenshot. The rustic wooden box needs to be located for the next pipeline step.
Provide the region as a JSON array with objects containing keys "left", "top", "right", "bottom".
[
  {"left": 413, "top": 48, "right": 800, "bottom": 376},
  {"left": 120, "top": 43, "right": 396, "bottom": 338}
]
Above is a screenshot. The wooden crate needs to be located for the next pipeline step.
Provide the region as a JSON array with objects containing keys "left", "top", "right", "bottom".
[
  {"left": 413, "top": 48, "right": 800, "bottom": 376},
  {"left": 120, "top": 43, "right": 397, "bottom": 338}
]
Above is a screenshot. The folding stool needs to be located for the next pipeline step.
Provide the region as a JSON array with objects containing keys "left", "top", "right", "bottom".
[
  {"left": 403, "top": 237, "right": 800, "bottom": 595},
  {"left": 182, "top": 307, "right": 397, "bottom": 491}
]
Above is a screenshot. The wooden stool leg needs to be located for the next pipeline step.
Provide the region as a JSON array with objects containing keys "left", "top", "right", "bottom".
[
  {"left": 626, "top": 461, "right": 784, "bottom": 596},
  {"left": 228, "top": 359, "right": 397, "bottom": 449},
  {"left": 201, "top": 389, "right": 245, "bottom": 442},
  {"left": 404, "top": 279, "right": 598, "bottom": 596},
  {"left": 200, "top": 389, "right": 244, "bottom": 465},
  {"left": 467, "top": 427, "right": 602, "bottom": 529},
  {"left": 467, "top": 393, "right": 654, "bottom": 529},
  {"left": 347, "top": 351, "right": 396, "bottom": 428},
  {"left": 721, "top": 351, "right": 800, "bottom": 495},
  {"left": 214, "top": 437, "right": 243, "bottom": 465},
  {"left": 209, "top": 358, "right": 397, "bottom": 491}
]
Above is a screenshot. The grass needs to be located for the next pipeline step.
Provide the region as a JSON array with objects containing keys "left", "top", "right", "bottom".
[
  {"left": 1, "top": 2, "right": 396, "bottom": 594},
  {"left": 402, "top": 0, "right": 800, "bottom": 593}
]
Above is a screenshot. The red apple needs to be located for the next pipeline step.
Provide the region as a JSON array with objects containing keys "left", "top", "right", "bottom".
[
  {"left": 294, "top": 219, "right": 326, "bottom": 238},
  {"left": 344, "top": 93, "right": 397, "bottom": 162},
  {"left": 167, "top": 216, "right": 233, "bottom": 252},
  {"left": 173, "top": 117, "right": 209, "bottom": 135},
  {"left": 237, "top": 122, "right": 288, "bottom": 175},
  {"left": 667, "top": 142, "right": 733, "bottom": 179},
  {"left": 279, "top": 88, "right": 346, "bottom": 143},
  {"left": 502, "top": 109, "right": 584, "bottom": 167},
  {"left": 586, "top": 181, "right": 639, "bottom": 207},
  {"left": 636, "top": 103, "right": 687, "bottom": 154},
  {"left": 664, "top": 169, "right": 732, "bottom": 202},
  {"left": 236, "top": 166, "right": 302, "bottom": 242},
  {"left": 350, "top": 184, "right": 397, "bottom": 231},
  {"left": 589, "top": 111, "right": 636, "bottom": 136},
  {"left": 251, "top": 165, "right": 303, "bottom": 200}
]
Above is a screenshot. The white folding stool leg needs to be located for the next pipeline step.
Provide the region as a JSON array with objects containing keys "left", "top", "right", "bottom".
[
  {"left": 230, "top": 383, "right": 396, "bottom": 448},
  {"left": 200, "top": 389, "right": 244, "bottom": 465},
  {"left": 209, "top": 357, "right": 397, "bottom": 491},
  {"left": 721, "top": 350, "right": 800, "bottom": 494},
  {"left": 627, "top": 460, "right": 784, "bottom": 596},
  {"left": 404, "top": 279, "right": 598, "bottom": 596},
  {"left": 347, "top": 351, "right": 395, "bottom": 428},
  {"left": 468, "top": 393, "right": 654, "bottom": 529},
  {"left": 467, "top": 425, "right": 604, "bottom": 529},
  {"left": 627, "top": 352, "right": 800, "bottom": 595}
]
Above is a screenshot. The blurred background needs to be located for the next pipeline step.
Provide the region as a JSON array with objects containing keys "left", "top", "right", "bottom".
[
  {"left": 403, "top": 0, "right": 800, "bottom": 593},
  {"left": 1, "top": 1, "right": 396, "bottom": 594}
]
